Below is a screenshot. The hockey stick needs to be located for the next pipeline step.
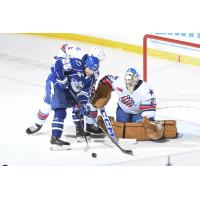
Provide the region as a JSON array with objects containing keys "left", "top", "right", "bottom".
[
  {"left": 68, "top": 90, "right": 89, "bottom": 151},
  {"left": 99, "top": 107, "right": 133, "bottom": 156},
  {"left": 69, "top": 90, "right": 133, "bottom": 155}
]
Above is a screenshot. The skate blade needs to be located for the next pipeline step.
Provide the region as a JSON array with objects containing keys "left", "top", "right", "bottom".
[
  {"left": 90, "top": 134, "right": 106, "bottom": 139},
  {"left": 50, "top": 144, "right": 71, "bottom": 151}
]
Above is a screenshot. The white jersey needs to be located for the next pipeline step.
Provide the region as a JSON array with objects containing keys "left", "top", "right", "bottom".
[
  {"left": 104, "top": 75, "right": 156, "bottom": 118},
  {"left": 55, "top": 43, "right": 84, "bottom": 59}
]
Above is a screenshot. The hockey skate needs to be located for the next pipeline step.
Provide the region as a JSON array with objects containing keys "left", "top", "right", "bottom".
[
  {"left": 76, "top": 126, "right": 91, "bottom": 142},
  {"left": 50, "top": 136, "right": 71, "bottom": 150},
  {"left": 26, "top": 123, "right": 42, "bottom": 134},
  {"left": 86, "top": 124, "right": 106, "bottom": 138}
]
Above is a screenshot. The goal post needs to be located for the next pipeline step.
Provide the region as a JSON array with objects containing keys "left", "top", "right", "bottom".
[
  {"left": 142, "top": 34, "right": 200, "bottom": 123},
  {"left": 143, "top": 34, "right": 200, "bottom": 82}
]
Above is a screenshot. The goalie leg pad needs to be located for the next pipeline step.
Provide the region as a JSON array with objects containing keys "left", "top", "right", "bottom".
[
  {"left": 97, "top": 115, "right": 114, "bottom": 133},
  {"left": 97, "top": 116, "right": 177, "bottom": 141},
  {"left": 97, "top": 116, "right": 147, "bottom": 140},
  {"left": 163, "top": 120, "right": 177, "bottom": 138},
  {"left": 125, "top": 122, "right": 148, "bottom": 140},
  {"left": 142, "top": 117, "right": 164, "bottom": 140}
]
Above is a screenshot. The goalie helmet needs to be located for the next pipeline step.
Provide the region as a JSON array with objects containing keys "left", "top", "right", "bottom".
[
  {"left": 89, "top": 47, "right": 105, "bottom": 61},
  {"left": 124, "top": 68, "right": 140, "bottom": 93}
]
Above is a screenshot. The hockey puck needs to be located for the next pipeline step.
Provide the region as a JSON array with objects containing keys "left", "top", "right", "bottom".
[{"left": 92, "top": 153, "right": 97, "bottom": 158}]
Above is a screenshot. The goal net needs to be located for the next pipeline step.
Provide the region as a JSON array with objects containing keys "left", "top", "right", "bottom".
[{"left": 143, "top": 34, "right": 200, "bottom": 123}]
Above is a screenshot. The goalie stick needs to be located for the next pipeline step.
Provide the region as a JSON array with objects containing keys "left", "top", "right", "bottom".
[{"left": 99, "top": 107, "right": 133, "bottom": 156}]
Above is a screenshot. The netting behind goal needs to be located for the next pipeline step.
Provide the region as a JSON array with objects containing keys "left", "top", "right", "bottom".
[{"left": 143, "top": 34, "right": 200, "bottom": 121}]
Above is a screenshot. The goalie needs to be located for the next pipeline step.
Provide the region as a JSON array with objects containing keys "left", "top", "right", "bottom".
[{"left": 91, "top": 68, "right": 177, "bottom": 141}]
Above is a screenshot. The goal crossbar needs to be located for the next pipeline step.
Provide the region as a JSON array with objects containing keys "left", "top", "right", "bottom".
[{"left": 143, "top": 34, "right": 200, "bottom": 82}]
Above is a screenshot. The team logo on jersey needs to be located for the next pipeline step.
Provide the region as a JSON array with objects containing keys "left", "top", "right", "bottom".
[
  {"left": 119, "top": 95, "right": 134, "bottom": 107},
  {"left": 70, "top": 78, "right": 83, "bottom": 92},
  {"left": 149, "top": 89, "right": 154, "bottom": 95}
]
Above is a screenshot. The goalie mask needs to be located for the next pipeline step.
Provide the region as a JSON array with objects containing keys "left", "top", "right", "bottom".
[{"left": 124, "top": 68, "right": 140, "bottom": 93}]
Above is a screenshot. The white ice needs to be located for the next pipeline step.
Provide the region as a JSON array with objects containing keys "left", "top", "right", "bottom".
[{"left": 0, "top": 33, "right": 200, "bottom": 166}]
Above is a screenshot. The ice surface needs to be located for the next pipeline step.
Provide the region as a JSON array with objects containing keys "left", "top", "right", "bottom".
[{"left": 0, "top": 33, "right": 200, "bottom": 166}]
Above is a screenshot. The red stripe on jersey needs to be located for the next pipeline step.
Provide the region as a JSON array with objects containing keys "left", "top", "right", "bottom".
[
  {"left": 101, "top": 77, "right": 113, "bottom": 90},
  {"left": 139, "top": 105, "right": 156, "bottom": 110},
  {"left": 37, "top": 111, "right": 49, "bottom": 120},
  {"left": 89, "top": 111, "right": 98, "bottom": 118}
]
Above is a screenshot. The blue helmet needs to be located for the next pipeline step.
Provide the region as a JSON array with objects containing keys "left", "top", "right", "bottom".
[
  {"left": 125, "top": 68, "right": 139, "bottom": 77},
  {"left": 125, "top": 68, "right": 140, "bottom": 92},
  {"left": 83, "top": 55, "right": 100, "bottom": 72}
]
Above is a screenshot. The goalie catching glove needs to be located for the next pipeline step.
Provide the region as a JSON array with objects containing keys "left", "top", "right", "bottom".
[
  {"left": 91, "top": 77, "right": 112, "bottom": 108},
  {"left": 142, "top": 117, "right": 164, "bottom": 140}
]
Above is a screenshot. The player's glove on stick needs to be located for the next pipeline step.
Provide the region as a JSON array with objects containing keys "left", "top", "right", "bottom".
[{"left": 79, "top": 104, "right": 91, "bottom": 117}]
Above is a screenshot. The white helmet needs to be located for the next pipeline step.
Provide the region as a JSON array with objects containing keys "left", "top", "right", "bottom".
[
  {"left": 67, "top": 46, "right": 83, "bottom": 59},
  {"left": 89, "top": 47, "right": 105, "bottom": 61},
  {"left": 56, "top": 43, "right": 83, "bottom": 59}
]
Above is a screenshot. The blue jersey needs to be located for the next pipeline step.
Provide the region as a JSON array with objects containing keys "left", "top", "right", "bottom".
[
  {"left": 45, "top": 57, "right": 99, "bottom": 109},
  {"left": 51, "top": 57, "right": 82, "bottom": 81},
  {"left": 65, "top": 66, "right": 98, "bottom": 105}
]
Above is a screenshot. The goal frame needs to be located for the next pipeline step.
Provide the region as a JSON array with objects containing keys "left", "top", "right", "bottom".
[{"left": 143, "top": 34, "right": 200, "bottom": 82}]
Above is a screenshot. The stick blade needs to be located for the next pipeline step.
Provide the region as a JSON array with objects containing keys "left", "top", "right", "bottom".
[{"left": 123, "top": 149, "right": 134, "bottom": 156}]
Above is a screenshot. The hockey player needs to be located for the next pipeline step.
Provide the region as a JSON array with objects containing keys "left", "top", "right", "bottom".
[
  {"left": 92, "top": 68, "right": 164, "bottom": 140},
  {"left": 26, "top": 44, "right": 105, "bottom": 137},
  {"left": 49, "top": 53, "right": 101, "bottom": 149},
  {"left": 73, "top": 47, "right": 105, "bottom": 137},
  {"left": 97, "top": 68, "right": 156, "bottom": 122}
]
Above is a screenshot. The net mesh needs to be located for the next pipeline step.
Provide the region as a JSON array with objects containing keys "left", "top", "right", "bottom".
[{"left": 144, "top": 35, "right": 200, "bottom": 122}]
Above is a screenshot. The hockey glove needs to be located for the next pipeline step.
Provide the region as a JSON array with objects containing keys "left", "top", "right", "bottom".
[
  {"left": 56, "top": 77, "right": 68, "bottom": 89},
  {"left": 79, "top": 104, "right": 91, "bottom": 117}
]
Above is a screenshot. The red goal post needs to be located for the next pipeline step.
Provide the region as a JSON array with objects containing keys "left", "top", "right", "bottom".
[{"left": 143, "top": 34, "right": 200, "bottom": 82}]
